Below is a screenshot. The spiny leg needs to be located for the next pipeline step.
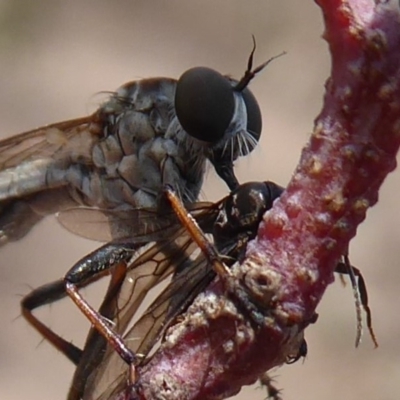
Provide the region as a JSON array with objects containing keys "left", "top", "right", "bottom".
[
  {"left": 286, "top": 338, "right": 308, "bottom": 365},
  {"left": 65, "top": 257, "right": 141, "bottom": 397},
  {"left": 65, "top": 263, "right": 138, "bottom": 367},
  {"left": 65, "top": 236, "right": 195, "bottom": 395},
  {"left": 21, "top": 242, "right": 135, "bottom": 365},
  {"left": 63, "top": 243, "right": 137, "bottom": 363},
  {"left": 67, "top": 259, "right": 132, "bottom": 400},
  {"left": 335, "top": 255, "right": 378, "bottom": 348},
  {"left": 22, "top": 279, "right": 82, "bottom": 364},
  {"left": 258, "top": 373, "right": 283, "bottom": 400}
]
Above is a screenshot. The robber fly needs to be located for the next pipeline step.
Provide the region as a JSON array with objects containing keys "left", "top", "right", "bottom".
[
  {"left": 0, "top": 38, "right": 280, "bottom": 246},
  {"left": 33, "top": 181, "right": 374, "bottom": 400}
]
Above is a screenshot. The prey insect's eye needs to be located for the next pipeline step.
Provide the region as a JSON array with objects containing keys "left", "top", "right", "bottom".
[{"left": 175, "top": 67, "right": 235, "bottom": 143}]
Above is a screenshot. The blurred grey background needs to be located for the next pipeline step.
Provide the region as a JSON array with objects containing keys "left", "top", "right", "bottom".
[{"left": 0, "top": 1, "right": 399, "bottom": 399}]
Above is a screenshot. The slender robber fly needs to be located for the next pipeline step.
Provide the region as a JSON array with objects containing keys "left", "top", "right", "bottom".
[
  {"left": 2, "top": 40, "right": 284, "bottom": 399},
  {"left": 22, "top": 182, "right": 376, "bottom": 399},
  {"left": 0, "top": 38, "right": 280, "bottom": 246}
]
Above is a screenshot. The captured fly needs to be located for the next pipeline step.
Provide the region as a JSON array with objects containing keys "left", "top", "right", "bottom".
[
  {"left": 23, "top": 182, "right": 375, "bottom": 399},
  {"left": 0, "top": 38, "right": 277, "bottom": 246}
]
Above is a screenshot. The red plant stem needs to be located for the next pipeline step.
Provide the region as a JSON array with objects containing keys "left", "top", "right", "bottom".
[{"left": 121, "top": 1, "right": 400, "bottom": 399}]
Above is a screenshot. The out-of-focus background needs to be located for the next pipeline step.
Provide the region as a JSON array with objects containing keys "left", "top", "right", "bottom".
[{"left": 0, "top": 1, "right": 399, "bottom": 399}]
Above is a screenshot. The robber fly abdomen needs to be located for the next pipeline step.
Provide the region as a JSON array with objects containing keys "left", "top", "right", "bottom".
[{"left": 0, "top": 40, "right": 270, "bottom": 245}]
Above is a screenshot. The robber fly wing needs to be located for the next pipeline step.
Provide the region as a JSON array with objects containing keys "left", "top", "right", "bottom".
[
  {"left": 56, "top": 207, "right": 114, "bottom": 242},
  {"left": 57, "top": 207, "right": 167, "bottom": 243},
  {"left": 74, "top": 201, "right": 221, "bottom": 400},
  {"left": 0, "top": 116, "right": 94, "bottom": 169},
  {"left": 131, "top": 251, "right": 213, "bottom": 356},
  {"left": 67, "top": 225, "right": 191, "bottom": 400},
  {"left": 81, "top": 233, "right": 198, "bottom": 399},
  {"left": 83, "top": 204, "right": 223, "bottom": 400},
  {"left": 88, "top": 243, "right": 235, "bottom": 400},
  {"left": 57, "top": 201, "right": 214, "bottom": 242},
  {"left": 86, "top": 246, "right": 211, "bottom": 400}
]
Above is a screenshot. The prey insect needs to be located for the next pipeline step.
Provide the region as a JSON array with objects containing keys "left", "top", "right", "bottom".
[
  {"left": 0, "top": 37, "right": 276, "bottom": 246},
  {"left": 46, "top": 182, "right": 376, "bottom": 399}
]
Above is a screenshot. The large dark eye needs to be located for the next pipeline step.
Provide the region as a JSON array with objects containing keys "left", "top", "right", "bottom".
[
  {"left": 175, "top": 67, "right": 235, "bottom": 143},
  {"left": 241, "top": 86, "right": 262, "bottom": 146}
]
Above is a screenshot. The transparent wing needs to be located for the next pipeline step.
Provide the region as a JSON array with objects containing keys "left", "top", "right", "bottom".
[
  {"left": 85, "top": 239, "right": 237, "bottom": 400},
  {"left": 0, "top": 116, "right": 95, "bottom": 169},
  {"left": 57, "top": 207, "right": 170, "bottom": 243},
  {"left": 67, "top": 226, "right": 192, "bottom": 400},
  {"left": 66, "top": 201, "right": 222, "bottom": 399},
  {"left": 80, "top": 233, "right": 199, "bottom": 399},
  {"left": 57, "top": 201, "right": 214, "bottom": 242},
  {"left": 86, "top": 249, "right": 214, "bottom": 400}
]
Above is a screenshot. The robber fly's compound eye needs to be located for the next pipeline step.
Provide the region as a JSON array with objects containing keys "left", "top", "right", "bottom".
[
  {"left": 175, "top": 67, "right": 235, "bottom": 143},
  {"left": 241, "top": 86, "right": 262, "bottom": 148}
]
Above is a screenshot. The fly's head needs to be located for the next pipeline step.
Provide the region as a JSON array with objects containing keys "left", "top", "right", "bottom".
[
  {"left": 213, "top": 181, "right": 284, "bottom": 243},
  {"left": 174, "top": 38, "right": 284, "bottom": 190}
]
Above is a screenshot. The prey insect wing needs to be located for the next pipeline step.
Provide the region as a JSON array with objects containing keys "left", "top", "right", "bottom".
[
  {"left": 68, "top": 182, "right": 282, "bottom": 400},
  {"left": 20, "top": 200, "right": 217, "bottom": 400},
  {"left": 82, "top": 238, "right": 218, "bottom": 400},
  {"left": 65, "top": 201, "right": 223, "bottom": 400}
]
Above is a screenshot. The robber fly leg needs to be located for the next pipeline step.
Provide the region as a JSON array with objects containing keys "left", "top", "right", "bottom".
[
  {"left": 164, "top": 186, "right": 231, "bottom": 278},
  {"left": 258, "top": 338, "right": 307, "bottom": 399},
  {"left": 285, "top": 338, "right": 308, "bottom": 365},
  {"left": 21, "top": 242, "right": 135, "bottom": 365},
  {"left": 163, "top": 185, "right": 266, "bottom": 327},
  {"left": 0, "top": 200, "right": 43, "bottom": 246},
  {"left": 65, "top": 279, "right": 138, "bottom": 366},
  {"left": 64, "top": 242, "right": 139, "bottom": 366},
  {"left": 67, "top": 262, "right": 136, "bottom": 400},
  {"left": 258, "top": 373, "right": 283, "bottom": 400},
  {"left": 335, "top": 255, "right": 378, "bottom": 348},
  {"left": 21, "top": 279, "right": 83, "bottom": 364}
]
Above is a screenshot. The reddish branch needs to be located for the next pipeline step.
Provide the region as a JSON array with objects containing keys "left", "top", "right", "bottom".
[{"left": 122, "top": 1, "right": 400, "bottom": 399}]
